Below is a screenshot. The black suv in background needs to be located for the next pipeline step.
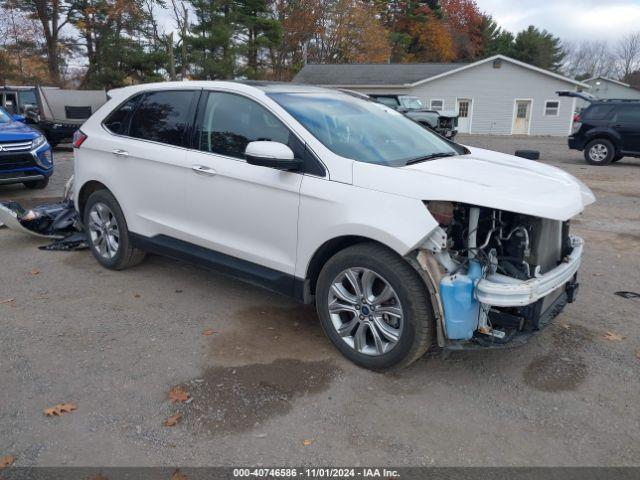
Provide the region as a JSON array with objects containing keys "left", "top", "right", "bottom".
[{"left": 562, "top": 92, "right": 640, "bottom": 165}]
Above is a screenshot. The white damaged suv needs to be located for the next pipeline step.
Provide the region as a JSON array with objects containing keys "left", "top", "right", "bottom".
[{"left": 73, "top": 82, "right": 595, "bottom": 370}]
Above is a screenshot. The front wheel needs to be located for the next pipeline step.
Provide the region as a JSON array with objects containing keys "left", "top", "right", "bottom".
[
  {"left": 315, "top": 243, "right": 435, "bottom": 370},
  {"left": 584, "top": 138, "right": 615, "bottom": 165}
]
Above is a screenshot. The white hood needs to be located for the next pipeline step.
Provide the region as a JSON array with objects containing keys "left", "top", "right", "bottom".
[{"left": 352, "top": 146, "right": 596, "bottom": 221}]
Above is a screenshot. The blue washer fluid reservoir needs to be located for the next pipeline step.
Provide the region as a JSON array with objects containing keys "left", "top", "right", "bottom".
[{"left": 439, "top": 261, "right": 483, "bottom": 340}]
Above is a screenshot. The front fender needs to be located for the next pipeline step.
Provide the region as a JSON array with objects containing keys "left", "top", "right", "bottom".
[{"left": 295, "top": 175, "right": 437, "bottom": 278}]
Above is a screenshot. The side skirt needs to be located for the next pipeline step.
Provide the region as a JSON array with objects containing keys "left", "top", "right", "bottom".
[{"left": 130, "top": 233, "right": 307, "bottom": 302}]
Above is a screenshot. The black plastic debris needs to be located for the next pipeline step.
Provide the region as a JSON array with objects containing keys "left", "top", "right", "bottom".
[
  {"left": 515, "top": 150, "right": 540, "bottom": 160},
  {"left": 0, "top": 198, "right": 87, "bottom": 251},
  {"left": 615, "top": 291, "right": 640, "bottom": 299}
]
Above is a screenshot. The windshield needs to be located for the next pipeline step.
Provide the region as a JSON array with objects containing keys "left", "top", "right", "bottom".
[
  {"left": 0, "top": 108, "right": 12, "bottom": 124},
  {"left": 269, "top": 92, "right": 460, "bottom": 166},
  {"left": 399, "top": 96, "right": 424, "bottom": 110}
]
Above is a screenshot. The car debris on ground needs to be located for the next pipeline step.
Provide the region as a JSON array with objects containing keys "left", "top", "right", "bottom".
[{"left": 0, "top": 176, "right": 87, "bottom": 250}]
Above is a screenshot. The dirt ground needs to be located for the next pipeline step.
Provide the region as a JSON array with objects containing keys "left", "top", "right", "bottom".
[{"left": 0, "top": 136, "right": 638, "bottom": 466}]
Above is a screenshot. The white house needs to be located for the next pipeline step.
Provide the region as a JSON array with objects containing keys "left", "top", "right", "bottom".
[
  {"left": 576, "top": 76, "right": 640, "bottom": 111},
  {"left": 293, "top": 55, "right": 589, "bottom": 136}
]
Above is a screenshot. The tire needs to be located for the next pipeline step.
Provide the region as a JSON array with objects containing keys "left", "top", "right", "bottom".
[
  {"left": 612, "top": 154, "right": 623, "bottom": 163},
  {"left": 584, "top": 138, "right": 615, "bottom": 165},
  {"left": 83, "top": 189, "right": 145, "bottom": 270},
  {"left": 23, "top": 176, "right": 50, "bottom": 190},
  {"left": 315, "top": 242, "right": 435, "bottom": 370}
]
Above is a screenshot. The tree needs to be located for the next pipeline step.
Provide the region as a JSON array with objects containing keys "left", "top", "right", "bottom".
[
  {"left": 616, "top": 32, "right": 640, "bottom": 80},
  {"left": 562, "top": 40, "right": 617, "bottom": 80},
  {"left": 234, "top": 0, "right": 281, "bottom": 79},
  {"left": 441, "top": 0, "right": 483, "bottom": 60},
  {"left": 1, "top": 0, "right": 73, "bottom": 84},
  {"left": 512, "top": 25, "right": 565, "bottom": 72},
  {"left": 188, "top": 0, "right": 236, "bottom": 79},
  {"left": 70, "top": 0, "right": 166, "bottom": 88},
  {"left": 479, "top": 14, "right": 514, "bottom": 57}
]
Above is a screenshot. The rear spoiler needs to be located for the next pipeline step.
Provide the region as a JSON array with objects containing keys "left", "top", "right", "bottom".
[{"left": 556, "top": 90, "right": 597, "bottom": 103}]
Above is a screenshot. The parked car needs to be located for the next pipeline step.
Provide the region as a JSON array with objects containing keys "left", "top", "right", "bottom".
[
  {"left": 1, "top": 86, "right": 107, "bottom": 147},
  {"left": 343, "top": 92, "right": 458, "bottom": 139},
  {"left": 0, "top": 106, "right": 53, "bottom": 189},
  {"left": 559, "top": 90, "right": 640, "bottom": 165},
  {"left": 74, "top": 82, "right": 594, "bottom": 370},
  {"left": 404, "top": 109, "right": 458, "bottom": 140}
]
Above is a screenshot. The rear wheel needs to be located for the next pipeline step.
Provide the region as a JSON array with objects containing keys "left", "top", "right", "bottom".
[
  {"left": 84, "top": 190, "right": 145, "bottom": 270},
  {"left": 23, "top": 177, "right": 50, "bottom": 190},
  {"left": 315, "top": 243, "right": 435, "bottom": 370},
  {"left": 584, "top": 138, "right": 614, "bottom": 165}
]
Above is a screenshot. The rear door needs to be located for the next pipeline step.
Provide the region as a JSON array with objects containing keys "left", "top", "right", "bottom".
[
  {"left": 100, "top": 89, "right": 200, "bottom": 237},
  {"left": 611, "top": 104, "right": 640, "bottom": 153}
]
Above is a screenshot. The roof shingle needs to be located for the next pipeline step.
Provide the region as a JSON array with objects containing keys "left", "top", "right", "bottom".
[{"left": 293, "top": 62, "right": 468, "bottom": 86}]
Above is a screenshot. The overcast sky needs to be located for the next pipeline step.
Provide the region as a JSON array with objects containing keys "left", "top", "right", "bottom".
[{"left": 476, "top": 0, "right": 640, "bottom": 43}]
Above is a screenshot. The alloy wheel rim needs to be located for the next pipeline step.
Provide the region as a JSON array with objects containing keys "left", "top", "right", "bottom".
[
  {"left": 589, "top": 144, "right": 608, "bottom": 161},
  {"left": 327, "top": 267, "right": 404, "bottom": 356},
  {"left": 88, "top": 202, "right": 119, "bottom": 259}
]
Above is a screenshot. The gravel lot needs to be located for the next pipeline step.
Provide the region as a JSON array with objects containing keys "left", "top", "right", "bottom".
[{"left": 0, "top": 136, "right": 639, "bottom": 467}]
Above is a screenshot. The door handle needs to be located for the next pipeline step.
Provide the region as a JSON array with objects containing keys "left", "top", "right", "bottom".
[
  {"left": 112, "top": 149, "right": 129, "bottom": 157},
  {"left": 191, "top": 165, "right": 217, "bottom": 176}
]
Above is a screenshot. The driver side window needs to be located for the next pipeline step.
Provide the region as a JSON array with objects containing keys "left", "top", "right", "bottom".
[{"left": 198, "top": 92, "right": 290, "bottom": 159}]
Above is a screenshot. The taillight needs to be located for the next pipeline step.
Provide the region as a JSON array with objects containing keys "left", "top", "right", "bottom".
[{"left": 73, "top": 130, "right": 87, "bottom": 148}]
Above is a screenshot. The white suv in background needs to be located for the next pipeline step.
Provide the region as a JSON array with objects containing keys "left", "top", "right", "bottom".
[{"left": 73, "top": 81, "right": 595, "bottom": 370}]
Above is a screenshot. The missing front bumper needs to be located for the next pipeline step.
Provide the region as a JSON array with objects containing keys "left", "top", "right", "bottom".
[{"left": 475, "top": 236, "right": 583, "bottom": 307}]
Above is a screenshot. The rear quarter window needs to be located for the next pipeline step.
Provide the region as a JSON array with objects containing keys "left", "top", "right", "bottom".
[{"left": 582, "top": 105, "right": 615, "bottom": 121}]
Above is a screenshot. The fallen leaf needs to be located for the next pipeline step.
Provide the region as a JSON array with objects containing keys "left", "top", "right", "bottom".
[
  {"left": 163, "top": 413, "right": 182, "bottom": 427},
  {"left": 0, "top": 455, "right": 15, "bottom": 468},
  {"left": 0, "top": 298, "right": 15, "bottom": 305},
  {"left": 171, "top": 469, "right": 188, "bottom": 480},
  {"left": 134, "top": 293, "right": 141, "bottom": 298},
  {"left": 603, "top": 331, "right": 624, "bottom": 342},
  {"left": 168, "top": 386, "right": 190, "bottom": 403},
  {"left": 202, "top": 329, "right": 215, "bottom": 336},
  {"left": 30, "top": 269, "right": 40, "bottom": 276},
  {"left": 302, "top": 439, "right": 313, "bottom": 446},
  {"left": 88, "top": 474, "right": 109, "bottom": 480},
  {"left": 560, "top": 323, "right": 570, "bottom": 330},
  {"left": 635, "top": 351, "right": 640, "bottom": 360},
  {"left": 43, "top": 402, "right": 77, "bottom": 416}
]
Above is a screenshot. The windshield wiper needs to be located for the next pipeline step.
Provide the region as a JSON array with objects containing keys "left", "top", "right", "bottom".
[{"left": 404, "top": 152, "right": 456, "bottom": 165}]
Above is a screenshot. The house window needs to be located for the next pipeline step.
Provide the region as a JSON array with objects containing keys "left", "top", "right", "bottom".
[
  {"left": 430, "top": 99, "right": 444, "bottom": 110},
  {"left": 544, "top": 101, "right": 559, "bottom": 116}
]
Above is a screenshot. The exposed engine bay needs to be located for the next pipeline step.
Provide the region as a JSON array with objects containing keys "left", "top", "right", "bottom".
[{"left": 419, "top": 201, "right": 581, "bottom": 348}]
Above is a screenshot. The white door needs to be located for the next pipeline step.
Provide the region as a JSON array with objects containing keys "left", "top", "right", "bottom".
[
  {"left": 456, "top": 98, "right": 472, "bottom": 133},
  {"left": 97, "top": 90, "right": 199, "bottom": 237},
  {"left": 184, "top": 91, "right": 302, "bottom": 275},
  {"left": 513, "top": 100, "right": 532, "bottom": 135}
]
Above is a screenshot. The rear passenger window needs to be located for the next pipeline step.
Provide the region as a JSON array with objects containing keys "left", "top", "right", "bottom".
[
  {"left": 613, "top": 104, "right": 640, "bottom": 123},
  {"left": 129, "top": 90, "right": 198, "bottom": 147},
  {"left": 197, "top": 92, "right": 290, "bottom": 159},
  {"left": 103, "top": 95, "right": 142, "bottom": 135},
  {"left": 582, "top": 105, "right": 614, "bottom": 121}
]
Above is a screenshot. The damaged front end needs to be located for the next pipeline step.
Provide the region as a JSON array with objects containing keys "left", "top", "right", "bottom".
[
  {"left": 416, "top": 201, "right": 582, "bottom": 349},
  {"left": 0, "top": 176, "right": 87, "bottom": 250}
]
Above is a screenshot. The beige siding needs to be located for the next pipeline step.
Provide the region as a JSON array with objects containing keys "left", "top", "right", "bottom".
[{"left": 356, "top": 60, "right": 578, "bottom": 136}]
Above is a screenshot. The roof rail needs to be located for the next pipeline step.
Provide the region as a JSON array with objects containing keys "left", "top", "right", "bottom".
[{"left": 600, "top": 98, "right": 640, "bottom": 103}]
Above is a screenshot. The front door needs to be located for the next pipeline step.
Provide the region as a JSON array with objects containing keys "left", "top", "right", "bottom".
[
  {"left": 185, "top": 91, "right": 302, "bottom": 276},
  {"left": 456, "top": 99, "right": 472, "bottom": 133},
  {"left": 513, "top": 100, "right": 532, "bottom": 135}
]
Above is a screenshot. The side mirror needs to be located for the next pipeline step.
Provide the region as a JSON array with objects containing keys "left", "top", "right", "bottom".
[
  {"left": 244, "top": 141, "right": 302, "bottom": 171},
  {"left": 12, "top": 114, "right": 26, "bottom": 123}
]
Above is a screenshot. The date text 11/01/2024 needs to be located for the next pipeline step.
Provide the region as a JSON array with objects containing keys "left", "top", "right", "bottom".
[{"left": 232, "top": 468, "right": 400, "bottom": 478}]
